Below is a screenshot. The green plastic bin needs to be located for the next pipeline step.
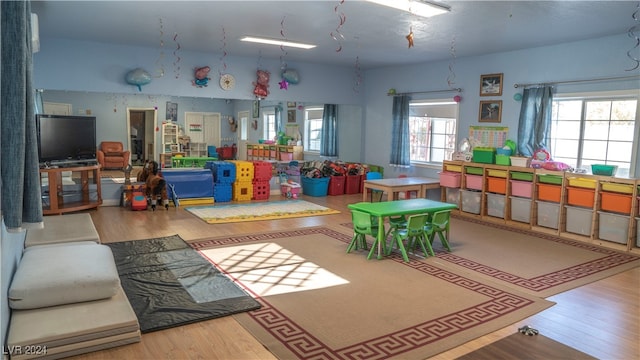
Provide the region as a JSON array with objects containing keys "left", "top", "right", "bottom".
[
  {"left": 511, "top": 171, "right": 534, "bottom": 182},
  {"left": 465, "top": 167, "right": 483, "bottom": 175},
  {"left": 537, "top": 174, "right": 563, "bottom": 185}
]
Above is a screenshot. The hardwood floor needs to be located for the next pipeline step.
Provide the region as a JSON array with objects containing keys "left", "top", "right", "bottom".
[{"left": 71, "top": 193, "right": 639, "bottom": 360}]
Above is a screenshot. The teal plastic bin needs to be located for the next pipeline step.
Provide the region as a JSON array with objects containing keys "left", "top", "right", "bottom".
[{"left": 301, "top": 177, "right": 330, "bottom": 197}]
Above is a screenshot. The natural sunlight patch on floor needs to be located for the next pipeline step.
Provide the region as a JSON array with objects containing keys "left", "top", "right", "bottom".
[{"left": 200, "top": 243, "right": 349, "bottom": 297}]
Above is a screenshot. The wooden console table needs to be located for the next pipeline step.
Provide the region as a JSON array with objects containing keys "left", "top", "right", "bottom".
[{"left": 39, "top": 164, "right": 102, "bottom": 215}]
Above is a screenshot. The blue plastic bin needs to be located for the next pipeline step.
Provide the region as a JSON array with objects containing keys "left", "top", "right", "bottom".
[{"left": 301, "top": 177, "right": 330, "bottom": 197}]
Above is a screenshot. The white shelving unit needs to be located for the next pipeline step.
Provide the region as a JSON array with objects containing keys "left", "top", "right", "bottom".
[
  {"left": 188, "top": 142, "right": 207, "bottom": 157},
  {"left": 162, "top": 123, "right": 179, "bottom": 154}
]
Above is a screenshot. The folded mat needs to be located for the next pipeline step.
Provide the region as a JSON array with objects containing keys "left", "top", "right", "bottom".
[{"left": 7, "top": 286, "right": 140, "bottom": 360}]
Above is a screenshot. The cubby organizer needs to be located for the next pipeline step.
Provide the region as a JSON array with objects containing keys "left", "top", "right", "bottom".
[{"left": 441, "top": 160, "right": 640, "bottom": 253}]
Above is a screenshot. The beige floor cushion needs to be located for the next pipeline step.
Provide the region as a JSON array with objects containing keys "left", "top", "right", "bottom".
[
  {"left": 9, "top": 243, "right": 120, "bottom": 309},
  {"left": 7, "top": 286, "right": 140, "bottom": 360},
  {"left": 25, "top": 213, "right": 100, "bottom": 248}
]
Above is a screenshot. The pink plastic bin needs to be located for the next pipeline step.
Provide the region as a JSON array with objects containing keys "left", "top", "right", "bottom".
[
  {"left": 439, "top": 171, "right": 461, "bottom": 188},
  {"left": 510, "top": 180, "right": 533, "bottom": 198},
  {"left": 465, "top": 174, "right": 483, "bottom": 190}
]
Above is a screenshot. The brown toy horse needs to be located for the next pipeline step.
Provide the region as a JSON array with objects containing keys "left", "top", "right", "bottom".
[{"left": 137, "top": 160, "right": 169, "bottom": 211}]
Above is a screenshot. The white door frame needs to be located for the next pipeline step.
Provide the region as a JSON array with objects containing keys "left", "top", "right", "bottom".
[
  {"left": 238, "top": 110, "right": 249, "bottom": 161},
  {"left": 126, "top": 107, "right": 158, "bottom": 163}
]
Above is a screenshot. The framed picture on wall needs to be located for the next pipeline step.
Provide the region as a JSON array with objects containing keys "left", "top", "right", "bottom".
[
  {"left": 287, "top": 109, "right": 296, "bottom": 123},
  {"left": 287, "top": 101, "right": 296, "bottom": 108},
  {"left": 479, "top": 100, "right": 502, "bottom": 123},
  {"left": 480, "top": 73, "right": 503, "bottom": 96},
  {"left": 252, "top": 100, "right": 260, "bottom": 118},
  {"left": 166, "top": 102, "right": 178, "bottom": 122}
]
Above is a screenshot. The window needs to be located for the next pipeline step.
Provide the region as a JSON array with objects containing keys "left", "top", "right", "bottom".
[
  {"left": 304, "top": 107, "right": 323, "bottom": 152},
  {"left": 549, "top": 92, "right": 638, "bottom": 177},
  {"left": 263, "top": 110, "right": 276, "bottom": 141},
  {"left": 409, "top": 100, "right": 458, "bottom": 164}
]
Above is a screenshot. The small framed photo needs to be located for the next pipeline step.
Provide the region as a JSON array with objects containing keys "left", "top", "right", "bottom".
[
  {"left": 479, "top": 100, "right": 502, "bottom": 123},
  {"left": 287, "top": 101, "right": 296, "bottom": 108},
  {"left": 252, "top": 100, "right": 260, "bottom": 118},
  {"left": 166, "top": 102, "right": 178, "bottom": 122},
  {"left": 287, "top": 109, "right": 297, "bottom": 123},
  {"left": 480, "top": 73, "right": 503, "bottom": 96}
]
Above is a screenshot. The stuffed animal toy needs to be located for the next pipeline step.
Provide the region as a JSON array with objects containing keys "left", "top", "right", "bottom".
[
  {"left": 137, "top": 160, "right": 169, "bottom": 211},
  {"left": 252, "top": 69, "right": 270, "bottom": 98}
]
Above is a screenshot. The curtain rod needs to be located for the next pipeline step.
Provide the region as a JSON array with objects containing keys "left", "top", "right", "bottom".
[
  {"left": 388, "top": 88, "right": 462, "bottom": 96},
  {"left": 513, "top": 74, "right": 640, "bottom": 88}
]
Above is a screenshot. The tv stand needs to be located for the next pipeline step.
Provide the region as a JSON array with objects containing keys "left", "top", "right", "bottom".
[{"left": 39, "top": 164, "right": 102, "bottom": 215}]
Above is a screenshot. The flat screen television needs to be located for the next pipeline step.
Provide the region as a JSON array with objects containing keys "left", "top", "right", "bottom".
[{"left": 36, "top": 114, "right": 97, "bottom": 164}]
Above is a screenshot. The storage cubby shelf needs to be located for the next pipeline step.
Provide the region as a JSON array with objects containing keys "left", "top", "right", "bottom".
[{"left": 441, "top": 160, "right": 640, "bottom": 253}]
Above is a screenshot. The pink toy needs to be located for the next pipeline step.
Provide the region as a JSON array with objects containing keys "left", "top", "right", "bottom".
[
  {"left": 192, "top": 66, "right": 211, "bottom": 87},
  {"left": 253, "top": 69, "right": 270, "bottom": 98}
]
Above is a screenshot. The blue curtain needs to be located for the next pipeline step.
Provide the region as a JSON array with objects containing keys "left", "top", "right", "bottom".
[
  {"left": 320, "top": 104, "right": 338, "bottom": 157},
  {"left": 1, "top": 0, "right": 43, "bottom": 231},
  {"left": 390, "top": 95, "right": 411, "bottom": 167},
  {"left": 275, "top": 105, "right": 282, "bottom": 135},
  {"left": 517, "top": 86, "right": 554, "bottom": 157}
]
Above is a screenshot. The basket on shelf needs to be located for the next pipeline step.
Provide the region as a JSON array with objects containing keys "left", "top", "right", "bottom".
[{"left": 591, "top": 164, "right": 617, "bottom": 176}]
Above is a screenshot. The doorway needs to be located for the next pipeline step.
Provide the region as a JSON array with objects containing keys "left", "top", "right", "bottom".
[
  {"left": 237, "top": 110, "right": 249, "bottom": 161},
  {"left": 127, "top": 108, "right": 158, "bottom": 165}
]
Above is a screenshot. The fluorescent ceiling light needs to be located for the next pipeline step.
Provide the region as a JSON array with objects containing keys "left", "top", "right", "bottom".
[
  {"left": 240, "top": 36, "right": 316, "bottom": 49},
  {"left": 367, "top": 0, "right": 450, "bottom": 18}
]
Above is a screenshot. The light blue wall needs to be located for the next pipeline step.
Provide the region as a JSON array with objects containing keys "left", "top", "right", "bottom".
[
  {"left": 34, "top": 39, "right": 367, "bottom": 161},
  {"left": 365, "top": 34, "right": 639, "bottom": 179},
  {"left": 34, "top": 39, "right": 364, "bottom": 105},
  {"left": 33, "top": 34, "right": 639, "bottom": 176},
  {"left": 1, "top": 222, "right": 26, "bottom": 350}
]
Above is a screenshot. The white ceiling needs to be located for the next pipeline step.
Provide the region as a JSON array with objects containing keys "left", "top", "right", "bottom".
[{"left": 31, "top": 1, "right": 638, "bottom": 69}]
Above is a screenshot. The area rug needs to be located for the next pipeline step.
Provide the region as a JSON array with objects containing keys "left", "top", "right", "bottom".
[
  {"left": 456, "top": 332, "right": 597, "bottom": 360},
  {"left": 107, "top": 235, "right": 261, "bottom": 333},
  {"left": 428, "top": 217, "right": 640, "bottom": 297},
  {"left": 185, "top": 199, "right": 340, "bottom": 224},
  {"left": 189, "top": 226, "right": 554, "bottom": 360}
]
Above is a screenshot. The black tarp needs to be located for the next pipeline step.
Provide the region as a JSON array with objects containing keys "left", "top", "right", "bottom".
[{"left": 108, "top": 235, "right": 261, "bottom": 333}]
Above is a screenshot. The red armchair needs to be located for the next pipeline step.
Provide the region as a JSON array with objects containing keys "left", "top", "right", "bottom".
[{"left": 97, "top": 141, "right": 130, "bottom": 169}]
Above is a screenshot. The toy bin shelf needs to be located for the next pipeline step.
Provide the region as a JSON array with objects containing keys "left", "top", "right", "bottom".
[{"left": 441, "top": 160, "right": 640, "bottom": 254}]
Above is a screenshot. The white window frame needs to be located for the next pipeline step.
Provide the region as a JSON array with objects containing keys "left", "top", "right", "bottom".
[
  {"left": 549, "top": 89, "right": 639, "bottom": 177},
  {"left": 304, "top": 106, "right": 323, "bottom": 153},
  {"left": 408, "top": 99, "right": 459, "bottom": 166},
  {"left": 263, "top": 109, "right": 276, "bottom": 141}
]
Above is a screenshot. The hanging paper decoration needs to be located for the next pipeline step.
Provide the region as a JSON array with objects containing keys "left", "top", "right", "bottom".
[
  {"left": 406, "top": 27, "right": 414, "bottom": 48},
  {"left": 154, "top": 18, "right": 165, "bottom": 78},
  {"left": 125, "top": 68, "right": 152, "bottom": 91},
  {"left": 218, "top": 26, "right": 228, "bottom": 78},
  {"left": 172, "top": 32, "right": 181, "bottom": 79},
  {"left": 330, "top": 0, "right": 346, "bottom": 52},
  {"left": 253, "top": 69, "right": 271, "bottom": 99},
  {"left": 279, "top": 16, "right": 289, "bottom": 90},
  {"left": 626, "top": 2, "right": 640, "bottom": 71},
  {"left": 453, "top": 95, "right": 462, "bottom": 103},
  {"left": 353, "top": 56, "right": 362, "bottom": 93},
  {"left": 447, "top": 35, "right": 457, "bottom": 88},
  {"left": 192, "top": 66, "right": 211, "bottom": 87}
]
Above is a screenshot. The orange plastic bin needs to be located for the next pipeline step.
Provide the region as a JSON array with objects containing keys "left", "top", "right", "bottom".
[
  {"left": 566, "top": 186, "right": 595, "bottom": 208},
  {"left": 537, "top": 183, "right": 561, "bottom": 203}
]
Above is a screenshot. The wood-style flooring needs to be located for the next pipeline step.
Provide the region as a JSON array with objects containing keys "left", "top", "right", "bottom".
[{"left": 69, "top": 193, "right": 638, "bottom": 360}]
